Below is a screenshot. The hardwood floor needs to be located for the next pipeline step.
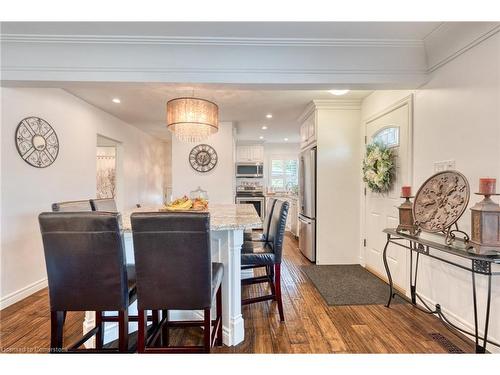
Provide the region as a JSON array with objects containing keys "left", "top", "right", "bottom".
[{"left": 0, "top": 233, "right": 474, "bottom": 353}]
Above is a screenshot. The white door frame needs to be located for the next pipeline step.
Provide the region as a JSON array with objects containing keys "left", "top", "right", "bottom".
[{"left": 359, "top": 94, "right": 414, "bottom": 294}]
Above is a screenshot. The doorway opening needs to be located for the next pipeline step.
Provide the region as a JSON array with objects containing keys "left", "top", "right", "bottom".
[{"left": 96, "top": 135, "right": 122, "bottom": 208}]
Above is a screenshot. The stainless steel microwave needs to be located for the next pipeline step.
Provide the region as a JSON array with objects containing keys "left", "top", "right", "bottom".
[{"left": 236, "top": 163, "right": 264, "bottom": 178}]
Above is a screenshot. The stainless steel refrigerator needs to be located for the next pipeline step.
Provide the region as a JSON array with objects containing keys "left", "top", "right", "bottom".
[{"left": 298, "top": 146, "right": 316, "bottom": 262}]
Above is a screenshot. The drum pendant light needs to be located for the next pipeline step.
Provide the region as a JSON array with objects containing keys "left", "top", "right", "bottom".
[{"left": 166, "top": 97, "right": 219, "bottom": 143}]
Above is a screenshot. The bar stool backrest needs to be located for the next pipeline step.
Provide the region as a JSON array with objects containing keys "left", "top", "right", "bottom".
[
  {"left": 262, "top": 198, "right": 277, "bottom": 241},
  {"left": 38, "top": 212, "right": 129, "bottom": 312},
  {"left": 52, "top": 200, "right": 92, "bottom": 212},
  {"left": 131, "top": 212, "right": 212, "bottom": 311},
  {"left": 90, "top": 198, "right": 118, "bottom": 212},
  {"left": 266, "top": 200, "right": 289, "bottom": 264}
]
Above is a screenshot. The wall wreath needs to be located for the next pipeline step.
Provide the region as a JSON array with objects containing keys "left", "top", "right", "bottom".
[{"left": 362, "top": 142, "right": 395, "bottom": 193}]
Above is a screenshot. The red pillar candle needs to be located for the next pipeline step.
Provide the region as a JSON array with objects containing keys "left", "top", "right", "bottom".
[
  {"left": 479, "top": 178, "right": 496, "bottom": 195},
  {"left": 401, "top": 186, "right": 412, "bottom": 198}
]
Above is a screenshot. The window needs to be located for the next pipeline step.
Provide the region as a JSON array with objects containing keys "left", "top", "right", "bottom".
[
  {"left": 270, "top": 158, "right": 298, "bottom": 192},
  {"left": 372, "top": 126, "right": 399, "bottom": 148}
]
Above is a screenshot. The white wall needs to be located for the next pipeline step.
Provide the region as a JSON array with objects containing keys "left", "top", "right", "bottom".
[
  {"left": 171, "top": 122, "right": 234, "bottom": 203},
  {"left": 0, "top": 88, "right": 167, "bottom": 308},
  {"left": 316, "top": 106, "right": 361, "bottom": 265},
  {"left": 263, "top": 142, "right": 300, "bottom": 190},
  {"left": 361, "top": 32, "right": 500, "bottom": 351}
]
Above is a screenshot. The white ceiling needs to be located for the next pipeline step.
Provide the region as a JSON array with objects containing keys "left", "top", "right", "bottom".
[
  {"left": 63, "top": 83, "right": 371, "bottom": 143},
  {"left": 3, "top": 21, "right": 445, "bottom": 142}
]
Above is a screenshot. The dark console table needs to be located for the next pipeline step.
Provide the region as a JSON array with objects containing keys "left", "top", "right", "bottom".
[{"left": 382, "top": 228, "right": 500, "bottom": 353}]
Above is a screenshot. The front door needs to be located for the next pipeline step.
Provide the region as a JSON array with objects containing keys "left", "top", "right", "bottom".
[{"left": 364, "top": 97, "right": 412, "bottom": 292}]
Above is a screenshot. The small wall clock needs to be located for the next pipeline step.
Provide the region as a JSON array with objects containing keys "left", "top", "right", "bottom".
[
  {"left": 15, "top": 117, "right": 59, "bottom": 168},
  {"left": 189, "top": 144, "right": 218, "bottom": 173}
]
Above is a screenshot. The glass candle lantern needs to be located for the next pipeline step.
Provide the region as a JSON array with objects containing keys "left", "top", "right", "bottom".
[
  {"left": 397, "top": 196, "right": 417, "bottom": 235},
  {"left": 470, "top": 192, "right": 500, "bottom": 254}
]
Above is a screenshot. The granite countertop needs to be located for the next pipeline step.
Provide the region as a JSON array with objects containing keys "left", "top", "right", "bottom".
[
  {"left": 264, "top": 193, "right": 299, "bottom": 200},
  {"left": 121, "top": 203, "right": 262, "bottom": 232}
]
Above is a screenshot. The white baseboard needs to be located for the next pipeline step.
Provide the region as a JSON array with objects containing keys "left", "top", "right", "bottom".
[
  {"left": 416, "top": 293, "right": 499, "bottom": 353},
  {"left": 0, "top": 278, "right": 48, "bottom": 310}
]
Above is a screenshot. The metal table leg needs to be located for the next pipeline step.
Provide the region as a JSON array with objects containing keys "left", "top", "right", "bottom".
[
  {"left": 471, "top": 261, "right": 493, "bottom": 354},
  {"left": 409, "top": 243, "right": 420, "bottom": 305},
  {"left": 383, "top": 234, "right": 394, "bottom": 308}
]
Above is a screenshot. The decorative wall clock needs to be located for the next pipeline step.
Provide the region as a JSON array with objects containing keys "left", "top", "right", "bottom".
[
  {"left": 15, "top": 117, "right": 59, "bottom": 168},
  {"left": 413, "top": 170, "right": 470, "bottom": 244},
  {"left": 189, "top": 144, "right": 218, "bottom": 173}
]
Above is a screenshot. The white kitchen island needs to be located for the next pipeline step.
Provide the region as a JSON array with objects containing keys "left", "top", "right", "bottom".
[{"left": 83, "top": 204, "right": 261, "bottom": 347}]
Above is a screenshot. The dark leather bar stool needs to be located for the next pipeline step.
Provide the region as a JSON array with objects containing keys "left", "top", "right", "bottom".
[
  {"left": 243, "top": 198, "right": 277, "bottom": 242},
  {"left": 52, "top": 199, "right": 92, "bottom": 212},
  {"left": 131, "top": 212, "right": 223, "bottom": 353},
  {"left": 241, "top": 200, "right": 289, "bottom": 321},
  {"left": 38, "top": 212, "right": 136, "bottom": 352},
  {"left": 90, "top": 198, "right": 118, "bottom": 212}
]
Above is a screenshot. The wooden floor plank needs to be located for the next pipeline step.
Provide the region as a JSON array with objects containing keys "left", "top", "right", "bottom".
[{"left": 0, "top": 233, "right": 475, "bottom": 353}]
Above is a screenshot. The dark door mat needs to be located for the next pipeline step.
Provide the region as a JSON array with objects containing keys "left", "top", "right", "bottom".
[{"left": 301, "top": 264, "right": 405, "bottom": 306}]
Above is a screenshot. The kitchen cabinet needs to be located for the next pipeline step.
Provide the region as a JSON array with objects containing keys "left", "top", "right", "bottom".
[
  {"left": 288, "top": 199, "right": 299, "bottom": 237},
  {"left": 300, "top": 110, "right": 316, "bottom": 149},
  {"left": 236, "top": 144, "right": 264, "bottom": 163}
]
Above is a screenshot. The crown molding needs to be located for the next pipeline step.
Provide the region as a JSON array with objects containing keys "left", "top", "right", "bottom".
[
  {"left": 425, "top": 23, "right": 500, "bottom": 73},
  {"left": 0, "top": 34, "right": 424, "bottom": 48},
  {"left": 312, "top": 99, "right": 362, "bottom": 110},
  {"left": 1, "top": 65, "right": 427, "bottom": 76},
  {"left": 297, "top": 99, "right": 362, "bottom": 122}
]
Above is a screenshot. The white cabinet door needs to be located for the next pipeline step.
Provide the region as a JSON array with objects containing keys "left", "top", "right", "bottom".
[
  {"left": 250, "top": 145, "right": 264, "bottom": 162},
  {"left": 300, "top": 123, "right": 308, "bottom": 144},
  {"left": 300, "top": 111, "right": 316, "bottom": 149},
  {"left": 285, "top": 199, "right": 292, "bottom": 231},
  {"left": 237, "top": 145, "right": 263, "bottom": 162},
  {"left": 289, "top": 200, "right": 298, "bottom": 236},
  {"left": 237, "top": 146, "right": 251, "bottom": 162},
  {"left": 307, "top": 112, "right": 316, "bottom": 143}
]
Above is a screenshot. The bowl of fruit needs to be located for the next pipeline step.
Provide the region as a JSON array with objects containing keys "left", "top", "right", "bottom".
[{"left": 162, "top": 195, "right": 209, "bottom": 212}]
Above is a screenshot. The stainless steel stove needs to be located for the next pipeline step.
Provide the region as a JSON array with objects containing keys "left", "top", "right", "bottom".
[{"left": 235, "top": 187, "right": 265, "bottom": 220}]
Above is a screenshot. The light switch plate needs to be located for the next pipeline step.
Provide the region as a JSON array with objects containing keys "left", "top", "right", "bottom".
[{"left": 434, "top": 160, "right": 456, "bottom": 172}]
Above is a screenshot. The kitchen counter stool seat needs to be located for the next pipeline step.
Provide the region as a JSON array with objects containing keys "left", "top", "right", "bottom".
[{"left": 241, "top": 242, "right": 275, "bottom": 265}]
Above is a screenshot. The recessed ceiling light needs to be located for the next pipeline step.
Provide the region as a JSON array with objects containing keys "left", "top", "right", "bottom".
[
  {"left": 112, "top": 98, "right": 121, "bottom": 103},
  {"left": 259, "top": 136, "right": 264, "bottom": 140},
  {"left": 328, "top": 89, "right": 349, "bottom": 96},
  {"left": 261, "top": 125, "right": 268, "bottom": 130},
  {"left": 266, "top": 114, "right": 273, "bottom": 119},
  {"left": 284, "top": 138, "right": 289, "bottom": 141}
]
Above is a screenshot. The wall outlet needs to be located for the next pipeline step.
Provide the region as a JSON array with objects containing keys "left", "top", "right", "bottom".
[{"left": 434, "top": 160, "right": 456, "bottom": 172}]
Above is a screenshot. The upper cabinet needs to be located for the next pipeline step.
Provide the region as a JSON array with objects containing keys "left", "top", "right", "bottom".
[
  {"left": 299, "top": 108, "right": 316, "bottom": 150},
  {"left": 236, "top": 144, "right": 264, "bottom": 163}
]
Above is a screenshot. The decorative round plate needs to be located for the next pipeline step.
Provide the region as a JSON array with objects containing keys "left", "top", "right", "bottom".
[
  {"left": 413, "top": 171, "right": 470, "bottom": 233},
  {"left": 15, "top": 117, "right": 59, "bottom": 168},
  {"left": 189, "top": 144, "right": 217, "bottom": 173}
]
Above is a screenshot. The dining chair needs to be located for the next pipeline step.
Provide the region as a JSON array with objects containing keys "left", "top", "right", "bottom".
[
  {"left": 38, "top": 212, "right": 136, "bottom": 352},
  {"left": 241, "top": 199, "right": 289, "bottom": 321},
  {"left": 131, "top": 212, "right": 223, "bottom": 353}
]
